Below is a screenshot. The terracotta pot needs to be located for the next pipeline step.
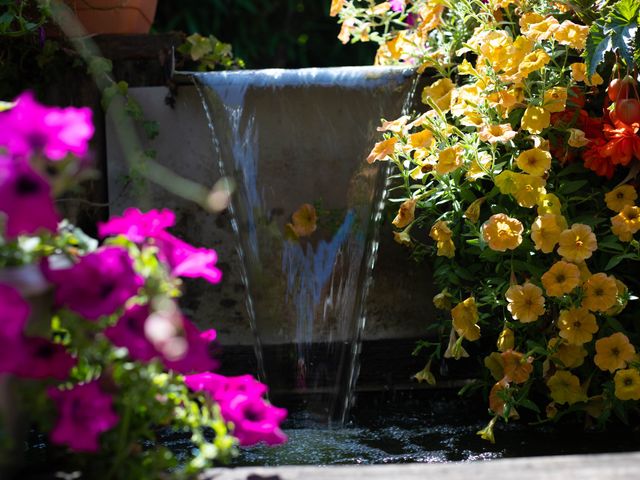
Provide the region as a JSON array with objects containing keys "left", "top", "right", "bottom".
[{"left": 64, "top": 0, "right": 158, "bottom": 35}]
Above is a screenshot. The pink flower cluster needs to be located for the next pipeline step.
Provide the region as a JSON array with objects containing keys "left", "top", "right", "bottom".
[
  {"left": 185, "top": 372, "right": 287, "bottom": 446},
  {"left": 0, "top": 92, "right": 287, "bottom": 457}
]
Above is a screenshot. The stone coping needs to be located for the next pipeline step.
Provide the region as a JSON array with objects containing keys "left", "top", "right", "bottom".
[{"left": 204, "top": 451, "right": 640, "bottom": 479}]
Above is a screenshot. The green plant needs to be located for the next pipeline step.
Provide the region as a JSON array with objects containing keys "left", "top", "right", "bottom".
[{"left": 334, "top": 0, "right": 640, "bottom": 440}]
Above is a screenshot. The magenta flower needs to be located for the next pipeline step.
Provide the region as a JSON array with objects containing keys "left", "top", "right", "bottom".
[
  {"left": 98, "top": 208, "right": 222, "bottom": 284},
  {"left": 184, "top": 372, "right": 268, "bottom": 401},
  {"left": 104, "top": 304, "right": 158, "bottom": 362},
  {"left": 0, "top": 92, "right": 94, "bottom": 160},
  {"left": 43, "top": 246, "right": 143, "bottom": 320},
  {"left": 155, "top": 233, "right": 222, "bottom": 284},
  {"left": 0, "top": 156, "right": 59, "bottom": 238},
  {"left": 220, "top": 394, "right": 287, "bottom": 446},
  {"left": 0, "top": 284, "right": 29, "bottom": 373},
  {"left": 390, "top": 0, "right": 405, "bottom": 12},
  {"left": 162, "top": 318, "right": 219, "bottom": 374},
  {"left": 98, "top": 208, "right": 175, "bottom": 243},
  {"left": 48, "top": 381, "right": 119, "bottom": 452},
  {"left": 14, "top": 337, "right": 76, "bottom": 380}
]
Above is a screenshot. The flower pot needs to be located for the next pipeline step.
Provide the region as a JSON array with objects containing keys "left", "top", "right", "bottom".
[{"left": 63, "top": 0, "right": 158, "bottom": 35}]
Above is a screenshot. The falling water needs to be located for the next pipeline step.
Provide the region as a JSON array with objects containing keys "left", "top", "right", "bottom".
[{"left": 193, "top": 66, "right": 417, "bottom": 423}]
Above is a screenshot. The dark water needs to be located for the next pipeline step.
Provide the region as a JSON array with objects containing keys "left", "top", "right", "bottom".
[{"left": 220, "top": 391, "right": 640, "bottom": 466}]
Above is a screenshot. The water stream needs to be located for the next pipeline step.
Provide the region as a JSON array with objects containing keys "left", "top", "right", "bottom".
[{"left": 193, "top": 66, "right": 416, "bottom": 423}]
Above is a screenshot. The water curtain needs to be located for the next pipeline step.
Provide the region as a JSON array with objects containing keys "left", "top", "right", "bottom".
[{"left": 194, "top": 67, "right": 416, "bottom": 423}]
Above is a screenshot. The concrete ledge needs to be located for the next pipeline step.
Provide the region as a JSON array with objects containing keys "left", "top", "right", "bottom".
[{"left": 204, "top": 451, "right": 640, "bottom": 480}]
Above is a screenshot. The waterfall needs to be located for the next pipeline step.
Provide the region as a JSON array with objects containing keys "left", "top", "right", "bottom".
[{"left": 194, "top": 66, "right": 416, "bottom": 424}]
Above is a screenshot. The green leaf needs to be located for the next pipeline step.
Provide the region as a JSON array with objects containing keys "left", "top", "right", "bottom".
[
  {"left": 585, "top": 22, "right": 610, "bottom": 78},
  {"left": 611, "top": 0, "right": 640, "bottom": 23}
]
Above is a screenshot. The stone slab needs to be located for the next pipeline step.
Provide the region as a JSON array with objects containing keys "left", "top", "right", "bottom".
[{"left": 204, "top": 451, "right": 640, "bottom": 480}]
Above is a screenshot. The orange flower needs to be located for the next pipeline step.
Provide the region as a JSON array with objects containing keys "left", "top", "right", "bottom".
[
  {"left": 366, "top": 137, "right": 397, "bottom": 163},
  {"left": 451, "top": 297, "right": 480, "bottom": 342},
  {"left": 570, "top": 63, "right": 603, "bottom": 86},
  {"left": 478, "top": 124, "right": 517, "bottom": 144},
  {"left": 505, "top": 282, "right": 545, "bottom": 323},
  {"left": 287, "top": 203, "right": 317, "bottom": 238},
  {"left": 531, "top": 214, "right": 566, "bottom": 253},
  {"left": 611, "top": 205, "right": 640, "bottom": 242},
  {"left": 329, "top": 0, "right": 345, "bottom": 16},
  {"left": 541, "top": 260, "right": 581, "bottom": 297},
  {"left": 501, "top": 350, "right": 533, "bottom": 384},
  {"left": 557, "top": 223, "right": 597, "bottom": 262},
  {"left": 582, "top": 273, "right": 618, "bottom": 312},
  {"left": 520, "top": 13, "right": 559, "bottom": 41},
  {"left": 553, "top": 20, "right": 589, "bottom": 50},
  {"left": 605, "top": 184, "right": 637, "bottom": 212},
  {"left": 481, "top": 214, "right": 523, "bottom": 251},
  {"left": 548, "top": 337, "right": 587, "bottom": 369},
  {"left": 392, "top": 198, "right": 417, "bottom": 228},
  {"left": 594, "top": 333, "right": 636, "bottom": 373},
  {"left": 557, "top": 307, "right": 598, "bottom": 345},
  {"left": 601, "top": 122, "right": 640, "bottom": 166},
  {"left": 489, "top": 379, "right": 510, "bottom": 416}
]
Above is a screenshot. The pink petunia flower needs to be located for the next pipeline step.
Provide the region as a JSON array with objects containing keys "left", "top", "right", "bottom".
[
  {"left": 98, "top": 208, "right": 175, "bottom": 243},
  {"left": 104, "top": 304, "right": 158, "bottom": 362},
  {"left": 390, "top": 0, "right": 405, "bottom": 12},
  {"left": 42, "top": 246, "right": 143, "bottom": 320},
  {"left": 13, "top": 337, "right": 76, "bottom": 380},
  {"left": 0, "top": 92, "right": 94, "bottom": 161},
  {"left": 161, "top": 318, "right": 219, "bottom": 374},
  {"left": 184, "top": 372, "right": 268, "bottom": 401},
  {"left": 0, "top": 284, "right": 29, "bottom": 373},
  {"left": 0, "top": 156, "right": 59, "bottom": 238},
  {"left": 219, "top": 394, "right": 288, "bottom": 446},
  {"left": 48, "top": 381, "right": 119, "bottom": 452},
  {"left": 98, "top": 208, "right": 222, "bottom": 284}
]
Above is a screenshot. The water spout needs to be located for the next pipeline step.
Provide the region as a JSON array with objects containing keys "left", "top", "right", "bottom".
[{"left": 193, "top": 66, "right": 416, "bottom": 423}]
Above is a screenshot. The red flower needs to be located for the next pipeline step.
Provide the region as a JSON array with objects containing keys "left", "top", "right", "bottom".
[
  {"left": 601, "top": 122, "right": 640, "bottom": 166},
  {"left": 583, "top": 138, "right": 615, "bottom": 178}
]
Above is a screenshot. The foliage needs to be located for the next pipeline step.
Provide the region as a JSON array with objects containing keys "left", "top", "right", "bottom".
[
  {"left": 333, "top": 0, "right": 640, "bottom": 439},
  {"left": 177, "top": 33, "right": 245, "bottom": 71},
  {"left": 0, "top": 94, "right": 287, "bottom": 477}
]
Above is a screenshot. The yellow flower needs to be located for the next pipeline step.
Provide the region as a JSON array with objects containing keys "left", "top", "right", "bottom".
[
  {"left": 413, "top": 360, "right": 436, "bottom": 385},
  {"left": 435, "top": 145, "right": 463, "bottom": 175},
  {"left": 475, "top": 29, "right": 513, "bottom": 72},
  {"left": 478, "top": 123, "right": 517, "bottom": 144},
  {"left": 548, "top": 337, "right": 587, "bottom": 369},
  {"left": 611, "top": 205, "right": 640, "bottom": 242},
  {"left": 463, "top": 197, "right": 485, "bottom": 223},
  {"left": 607, "top": 279, "right": 629, "bottom": 316},
  {"left": 557, "top": 223, "right": 597, "bottom": 263},
  {"left": 502, "top": 349, "right": 533, "bottom": 384},
  {"left": 421, "top": 78, "right": 454, "bottom": 112},
  {"left": 537, "top": 193, "right": 562, "bottom": 216},
  {"left": 594, "top": 333, "right": 636, "bottom": 373},
  {"left": 477, "top": 417, "right": 497, "bottom": 444},
  {"left": 429, "top": 220, "right": 455, "bottom": 258},
  {"left": 541, "top": 260, "right": 581, "bottom": 297},
  {"left": 570, "top": 63, "right": 604, "bottom": 86},
  {"left": 516, "top": 148, "right": 551, "bottom": 176},
  {"left": 558, "top": 307, "right": 598, "bottom": 345},
  {"left": 567, "top": 128, "right": 590, "bottom": 147},
  {"left": 614, "top": 368, "right": 640, "bottom": 401},
  {"left": 482, "top": 213, "right": 523, "bottom": 252},
  {"left": 512, "top": 174, "right": 546, "bottom": 208},
  {"left": 466, "top": 151, "right": 493, "bottom": 181},
  {"left": 531, "top": 214, "right": 566, "bottom": 253},
  {"left": 451, "top": 297, "right": 480, "bottom": 342},
  {"left": 288, "top": 203, "right": 317, "bottom": 237},
  {"left": 366, "top": 137, "right": 397, "bottom": 164},
  {"left": 329, "top": 0, "right": 345, "bottom": 16},
  {"left": 582, "top": 273, "right": 618, "bottom": 312},
  {"left": 605, "top": 185, "right": 637, "bottom": 212},
  {"left": 516, "top": 49, "right": 550, "bottom": 80},
  {"left": 408, "top": 129, "right": 435, "bottom": 151},
  {"left": 520, "top": 13, "right": 559, "bottom": 41},
  {"left": 497, "top": 327, "right": 515, "bottom": 352},
  {"left": 444, "top": 328, "right": 469, "bottom": 359},
  {"left": 433, "top": 289, "right": 453, "bottom": 310},
  {"left": 505, "top": 282, "right": 545, "bottom": 323},
  {"left": 484, "top": 352, "right": 504, "bottom": 381},
  {"left": 521, "top": 105, "right": 550, "bottom": 134},
  {"left": 377, "top": 115, "right": 410, "bottom": 134},
  {"left": 553, "top": 20, "right": 589, "bottom": 50},
  {"left": 416, "top": 1, "right": 444, "bottom": 38},
  {"left": 393, "top": 226, "right": 412, "bottom": 246},
  {"left": 543, "top": 87, "right": 567, "bottom": 113},
  {"left": 494, "top": 170, "right": 518, "bottom": 195},
  {"left": 547, "top": 370, "right": 587, "bottom": 405},
  {"left": 392, "top": 198, "right": 417, "bottom": 228}
]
